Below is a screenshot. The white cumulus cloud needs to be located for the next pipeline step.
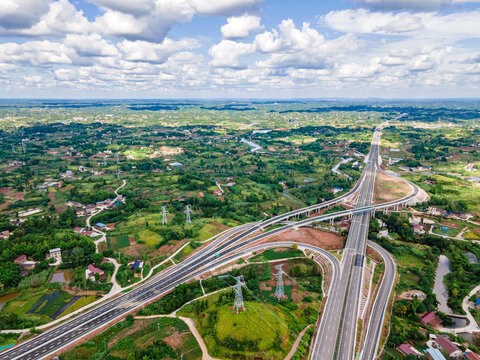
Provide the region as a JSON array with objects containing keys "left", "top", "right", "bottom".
[{"left": 221, "top": 15, "right": 262, "bottom": 39}]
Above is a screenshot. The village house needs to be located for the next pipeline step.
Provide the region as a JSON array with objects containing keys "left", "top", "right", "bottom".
[
  {"left": 434, "top": 336, "right": 462, "bottom": 359},
  {"left": 73, "top": 227, "right": 84, "bottom": 234},
  {"left": 397, "top": 343, "right": 421, "bottom": 357},
  {"left": 0, "top": 230, "right": 10, "bottom": 240},
  {"left": 46, "top": 248, "right": 62, "bottom": 263},
  {"left": 420, "top": 311, "right": 442, "bottom": 327},
  {"left": 465, "top": 352, "right": 480, "bottom": 360},
  {"left": 14, "top": 254, "right": 27, "bottom": 264},
  {"left": 95, "top": 222, "right": 106, "bottom": 230},
  {"left": 85, "top": 205, "right": 96, "bottom": 214},
  {"left": 427, "top": 206, "right": 448, "bottom": 217},
  {"left": 82, "top": 231, "right": 99, "bottom": 238},
  {"left": 413, "top": 224, "right": 425, "bottom": 234},
  {"left": 67, "top": 200, "right": 84, "bottom": 208},
  {"left": 425, "top": 348, "right": 447, "bottom": 360},
  {"left": 76, "top": 208, "right": 86, "bottom": 217},
  {"left": 85, "top": 264, "right": 105, "bottom": 281}
]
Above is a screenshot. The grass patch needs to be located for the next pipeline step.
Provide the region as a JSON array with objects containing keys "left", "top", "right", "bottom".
[
  {"left": 432, "top": 226, "right": 461, "bottom": 237},
  {"left": 138, "top": 229, "right": 162, "bottom": 246},
  {"left": 250, "top": 247, "right": 303, "bottom": 262},
  {"left": 117, "top": 235, "right": 130, "bottom": 248},
  {"left": 60, "top": 316, "right": 201, "bottom": 360}
]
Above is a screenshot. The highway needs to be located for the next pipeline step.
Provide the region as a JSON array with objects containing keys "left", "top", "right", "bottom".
[
  {"left": 0, "top": 126, "right": 412, "bottom": 360},
  {"left": 312, "top": 127, "right": 382, "bottom": 360}
]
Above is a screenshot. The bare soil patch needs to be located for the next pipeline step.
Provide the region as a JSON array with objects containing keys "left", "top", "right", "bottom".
[
  {"left": 258, "top": 228, "right": 344, "bottom": 250},
  {"left": 121, "top": 244, "right": 150, "bottom": 257},
  {"left": 374, "top": 170, "right": 411, "bottom": 204},
  {"left": 397, "top": 290, "right": 427, "bottom": 302},
  {"left": 163, "top": 330, "right": 187, "bottom": 349}
]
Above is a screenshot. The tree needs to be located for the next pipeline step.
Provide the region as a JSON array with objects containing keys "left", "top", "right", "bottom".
[
  {"left": 0, "top": 262, "right": 21, "bottom": 288},
  {"left": 70, "top": 247, "right": 85, "bottom": 267},
  {"left": 30, "top": 274, "right": 41, "bottom": 288}
]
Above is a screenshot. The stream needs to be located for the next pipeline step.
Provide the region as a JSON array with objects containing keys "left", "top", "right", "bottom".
[{"left": 434, "top": 254, "right": 452, "bottom": 314}]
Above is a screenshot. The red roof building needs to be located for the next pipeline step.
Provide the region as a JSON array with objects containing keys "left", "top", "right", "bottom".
[
  {"left": 435, "top": 336, "right": 462, "bottom": 358},
  {"left": 14, "top": 255, "right": 27, "bottom": 264},
  {"left": 85, "top": 263, "right": 105, "bottom": 281},
  {"left": 396, "top": 343, "right": 418, "bottom": 356},
  {"left": 420, "top": 311, "right": 442, "bottom": 327},
  {"left": 465, "top": 352, "right": 480, "bottom": 360}
]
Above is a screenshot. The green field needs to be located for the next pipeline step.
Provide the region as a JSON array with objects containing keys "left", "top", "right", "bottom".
[
  {"left": 432, "top": 226, "right": 461, "bottom": 237},
  {"left": 389, "top": 241, "right": 431, "bottom": 294},
  {"left": 0, "top": 288, "right": 78, "bottom": 326},
  {"left": 58, "top": 295, "right": 99, "bottom": 318},
  {"left": 251, "top": 247, "right": 304, "bottom": 262},
  {"left": 138, "top": 229, "right": 162, "bottom": 246},
  {"left": 179, "top": 292, "right": 292, "bottom": 360}
]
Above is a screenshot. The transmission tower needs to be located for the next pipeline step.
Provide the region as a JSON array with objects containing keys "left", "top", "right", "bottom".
[
  {"left": 184, "top": 205, "right": 192, "bottom": 225},
  {"left": 103, "top": 157, "right": 107, "bottom": 167},
  {"left": 161, "top": 206, "right": 169, "bottom": 225},
  {"left": 116, "top": 169, "right": 120, "bottom": 179},
  {"left": 274, "top": 264, "right": 287, "bottom": 300},
  {"left": 11, "top": 144, "right": 15, "bottom": 153},
  {"left": 116, "top": 152, "right": 119, "bottom": 164},
  {"left": 232, "top": 276, "right": 246, "bottom": 313},
  {"left": 21, "top": 141, "right": 26, "bottom": 154}
]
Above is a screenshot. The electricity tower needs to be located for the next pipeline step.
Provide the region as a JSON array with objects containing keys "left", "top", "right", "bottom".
[
  {"left": 116, "top": 169, "right": 120, "bottom": 179},
  {"left": 116, "top": 152, "right": 119, "bottom": 164},
  {"left": 232, "top": 276, "right": 246, "bottom": 313},
  {"left": 185, "top": 205, "right": 192, "bottom": 225},
  {"left": 11, "top": 144, "right": 15, "bottom": 153},
  {"left": 103, "top": 157, "right": 107, "bottom": 167},
  {"left": 274, "top": 264, "right": 287, "bottom": 300},
  {"left": 21, "top": 141, "right": 26, "bottom": 154},
  {"left": 161, "top": 206, "right": 169, "bottom": 225}
]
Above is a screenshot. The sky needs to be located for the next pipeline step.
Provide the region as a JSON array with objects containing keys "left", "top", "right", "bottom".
[{"left": 1, "top": 0, "right": 480, "bottom": 98}]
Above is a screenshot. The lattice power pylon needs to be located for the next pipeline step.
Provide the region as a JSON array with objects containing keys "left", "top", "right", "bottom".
[
  {"left": 185, "top": 205, "right": 192, "bottom": 225},
  {"left": 162, "top": 206, "right": 169, "bottom": 225},
  {"left": 116, "top": 169, "right": 120, "bottom": 179},
  {"left": 116, "top": 152, "right": 119, "bottom": 164},
  {"left": 103, "top": 157, "right": 107, "bottom": 167},
  {"left": 232, "top": 275, "right": 246, "bottom": 313},
  {"left": 21, "top": 141, "right": 26, "bottom": 154},
  {"left": 274, "top": 264, "right": 287, "bottom": 300}
]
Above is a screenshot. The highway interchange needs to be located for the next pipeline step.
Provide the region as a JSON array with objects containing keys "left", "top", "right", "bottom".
[{"left": 0, "top": 126, "right": 421, "bottom": 360}]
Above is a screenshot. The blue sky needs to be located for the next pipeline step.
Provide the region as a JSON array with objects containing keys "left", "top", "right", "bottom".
[{"left": 0, "top": 0, "right": 480, "bottom": 98}]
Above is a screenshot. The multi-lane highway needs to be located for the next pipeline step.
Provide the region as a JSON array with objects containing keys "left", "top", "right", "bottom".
[
  {"left": 312, "top": 127, "right": 381, "bottom": 360},
  {"left": 1, "top": 125, "right": 414, "bottom": 360}
]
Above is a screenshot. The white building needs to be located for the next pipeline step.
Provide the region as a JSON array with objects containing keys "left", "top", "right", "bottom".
[{"left": 46, "top": 248, "right": 62, "bottom": 263}]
